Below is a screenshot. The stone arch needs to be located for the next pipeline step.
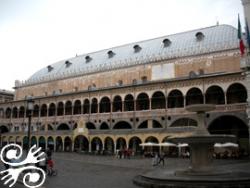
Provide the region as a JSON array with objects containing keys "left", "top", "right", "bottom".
[
  {"left": 104, "top": 137, "right": 114, "bottom": 154},
  {"left": 151, "top": 91, "right": 166, "bottom": 109},
  {"left": 208, "top": 115, "right": 249, "bottom": 154},
  {"left": 100, "top": 96, "right": 111, "bottom": 113},
  {"left": 23, "top": 136, "right": 28, "bottom": 150},
  {"left": 33, "top": 104, "right": 39, "bottom": 117},
  {"left": 91, "top": 98, "right": 98, "bottom": 113},
  {"left": 47, "top": 136, "right": 54, "bottom": 151},
  {"left": 74, "top": 135, "right": 89, "bottom": 152},
  {"left": 153, "top": 120, "right": 163, "bottom": 128},
  {"left": 48, "top": 124, "right": 54, "bottom": 131},
  {"left": 83, "top": 99, "right": 90, "bottom": 114},
  {"left": 38, "top": 136, "right": 46, "bottom": 150},
  {"left": 73, "top": 100, "right": 82, "bottom": 115},
  {"left": 124, "top": 94, "right": 134, "bottom": 111},
  {"left": 144, "top": 136, "right": 159, "bottom": 153},
  {"left": 138, "top": 120, "right": 148, "bottom": 129},
  {"left": 86, "top": 122, "right": 96, "bottom": 129},
  {"left": 186, "top": 87, "right": 204, "bottom": 106},
  {"left": 100, "top": 122, "right": 109, "bottom": 130},
  {"left": 113, "top": 95, "right": 122, "bottom": 112},
  {"left": 12, "top": 107, "right": 18, "bottom": 118},
  {"left": 48, "top": 103, "right": 56, "bottom": 116},
  {"left": 0, "top": 125, "right": 9, "bottom": 134},
  {"left": 116, "top": 137, "right": 127, "bottom": 150},
  {"left": 64, "top": 137, "right": 72, "bottom": 152},
  {"left": 113, "top": 121, "right": 132, "bottom": 129},
  {"left": 91, "top": 137, "right": 103, "bottom": 152},
  {"left": 129, "top": 136, "right": 142, "bottom": 154},
  {"left": 5, "top": 107, "right": 11, "bottom": 118},
  {"left": 57, "top": 123, "right": 70, "bottom": 130},
  {"left": 56, "top": 136, "right": 63, "bottom": 151},
  {"left": 40, "top": 104, "right": 47, "bottom": 117},
  {"left": 167, "top": 89, "right": 184, "bottom": 108},
  {"left": 136, "top": 93, "right": 149, "bottom": 110},
  {"left": 57, "top": 102, "right": 64, "bottom": 116},
  {"left": 205, "top": 85, "right": 225, "bottom": 104},
  {"left": 226, "top": 83, "right": 247, "bottom": 104},
  {"left": 19, "top": 106, "right": 25, "bottom": 118},
  {"left": 170, "top": 118, "right": 198, "bottom": 127},
  {"left": 31, "top": 136, "right": 37, "bottom": 146},
  {"left": 65, "top": 101, "right": 72, "bottom": 115}
]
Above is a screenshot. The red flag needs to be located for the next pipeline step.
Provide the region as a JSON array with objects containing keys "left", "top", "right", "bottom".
[{"left": 238, "top": 14, "right": 245, "bottom": 55}]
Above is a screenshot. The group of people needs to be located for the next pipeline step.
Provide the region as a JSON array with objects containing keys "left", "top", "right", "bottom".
[{"left": 116, "top": 148, "right": 133, "bottom": 159}]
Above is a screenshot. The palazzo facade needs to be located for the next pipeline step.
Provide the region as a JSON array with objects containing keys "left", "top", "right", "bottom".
[{"left": 0, "top": 24, "right": 249, "bottom": 155}]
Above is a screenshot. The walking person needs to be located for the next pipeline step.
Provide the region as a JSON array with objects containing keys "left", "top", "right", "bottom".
[
  {"left": 152, "top": 153, "right": 159, "bottom": 166},
  {"left": 158, "top": 153, "right": 165, "bottom": 166}
]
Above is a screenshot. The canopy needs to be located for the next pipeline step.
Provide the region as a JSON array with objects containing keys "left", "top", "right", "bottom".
[
  {"left": 214, "top": 142, "right": 238, "bottom": 148},
  {"left": 178, "top": 143, "right": 189, "bottom": 147},
  {"left": 158, "top": 142, "right": 177, "bottom": 147},
  {"left": 139, "top": 142, "right": 158, "bottom": 146}
]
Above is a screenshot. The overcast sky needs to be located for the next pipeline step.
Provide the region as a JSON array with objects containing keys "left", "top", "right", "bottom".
[{"left": 0, "top": 0, "right": 245, "bottom": 91}]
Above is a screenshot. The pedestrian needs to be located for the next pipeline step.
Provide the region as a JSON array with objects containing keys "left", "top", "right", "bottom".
[
  {"left": 152, "top": 153, "right": 159, "bottom": 166},
  {"left": 158, "top": 153, "right": 165, "bottom": 166}
]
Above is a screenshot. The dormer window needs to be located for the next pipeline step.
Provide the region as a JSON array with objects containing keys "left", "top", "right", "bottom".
[
  {"left": 162, "top": 38, "right": 171, "bottom": 47},
  {"left": 195, "top": 32, "right": 205, "bottom": 41},
  {"left": 85, "top": 55, "right": 92, "bottom": 63},
  {"left": 47, "top": 65, "right": 53, "bottom": 72},
  {"left": 65, "top": 60, "right": 72, "bottom": 68},
  {"left": 107, "top": 50, "right": 115, "bottom": 58},
  {"left": 133, "top": 44, "right": 141, "bottom": 53}
]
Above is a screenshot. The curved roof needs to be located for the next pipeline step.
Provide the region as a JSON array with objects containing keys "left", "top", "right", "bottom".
[{"left": 25, "top": 25, "right": 238, "bottom": 86}]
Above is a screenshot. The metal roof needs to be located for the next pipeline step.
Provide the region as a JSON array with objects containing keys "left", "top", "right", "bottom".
[{"left": 24, "top": 24, "right": 238, "bottom": 86}]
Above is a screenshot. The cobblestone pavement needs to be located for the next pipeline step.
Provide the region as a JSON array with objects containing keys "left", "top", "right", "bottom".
[{"left": 1, "top": 153, "right": 250, "bottom": 188}]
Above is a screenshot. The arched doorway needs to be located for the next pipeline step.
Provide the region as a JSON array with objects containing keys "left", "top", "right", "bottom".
[
  {"left": 65, "top": 101, "right": 72, "bottom": 115},
  {"left": 116, "top": 137, "right": 127, "bottom": 150},
  {"left": 104, "top": 137, "right": 114, "bottom": 154},
  {"left": 56, "top": 137, "right": 63, "bottom": 152},
  {"left": 47, "top": 137, "right": 54, "bottom": 151},
  {"left": 124, "top": 94, "right": 134, "bottom": 111},
  {"left": 64, "top": 137, "right": 72, "bottom": 152},
  {"left": 73, "top": 100, "right": 82, "bottom": 115},
  {"left": 91, "top": 98, "right": 98, "bottom": 114},
  {"left": 151, "top": 91, "right": 166, "bottom": 109},
  {"left": 23, "top": 136, "right": 28, "bottom": 150},
  {"left": 48, "top": 103, "right": 56, "bottom": 116},
  {"left": 86, "top": 122, "right": 96, "bottom": 129},
  {"left": 129, "top": 137, "right": 142, "bottom": 155},
  {"left": 186, "top": 88, "right": 203, "bottom": 106},
  {"left": 208, "top": 116, "right": 249, "bottom": 155},
  {"left": 91, "top": 137, "right": 103, "bottom": 153},
  {"left": 74, "top": 135, "right": 89, "bottom": 152},
  {"left": 205, "top": 86, "right": 225, "bottom": 104},
  {"left": 57, "top": 102, "right": 64, "bottom": 116},
  {"left": 38, "top": 136, "right": 46, "bottom": 150},
  {"left": 100, "top": 122, "right": 109, "bottom": 130},
  {"left": 144, "top": 136, "right": 159, "bottom": 153},
  {"left": 136, "top": 93, "right": 149, "bottom": 110},
  {"left": 113, "top": 96, "right": 122, "bottom": 112},
  {"left": 167, "top": 90, "right": 184, "bottom": 108},
  {"left": 100, "top": 97, "right": 111, "bottom": 113},
  {"left": 226, "top": 83, "right": 247, "bottom": 104},
  {"left": 83, "top": 99, "right": 90, "bottom": 114},
  {"left": 31, "top": 136, "right": 37, "bottom": 146}
]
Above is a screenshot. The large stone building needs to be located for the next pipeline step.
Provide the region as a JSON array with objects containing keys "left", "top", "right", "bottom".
[
  {"left": 0, "top": 17, "right": 250, "bottom": 155},
  {"left": 0, "top": 90, "right": 14, "bottom": 103}
]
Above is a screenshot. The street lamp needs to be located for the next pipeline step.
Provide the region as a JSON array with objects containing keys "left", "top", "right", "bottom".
[{"left": 26, "top": 96, "right": 34, "bottom": 150}]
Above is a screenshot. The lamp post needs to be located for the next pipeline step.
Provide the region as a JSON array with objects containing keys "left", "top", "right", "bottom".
[{"left": 26, "top": 97, "right": 34, "bottom": 151}]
